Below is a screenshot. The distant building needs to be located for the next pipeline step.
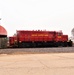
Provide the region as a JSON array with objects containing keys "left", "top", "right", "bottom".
[{"left": 0, "top": 25, "right": 7, "bottom": 48}]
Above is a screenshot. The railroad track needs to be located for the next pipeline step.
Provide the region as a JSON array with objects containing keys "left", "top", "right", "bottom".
[{"left": 0, "top": 47, "right": 74, "bottom": 54}]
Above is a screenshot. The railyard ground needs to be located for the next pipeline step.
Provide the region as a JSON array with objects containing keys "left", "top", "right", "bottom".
[{"left": 0, "top": 47, "right": 74, "bottom": 75}]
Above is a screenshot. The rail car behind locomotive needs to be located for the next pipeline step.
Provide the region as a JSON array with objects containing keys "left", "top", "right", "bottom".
[{"left": 9, "top": 30, "right": 73, "bottom": 48}]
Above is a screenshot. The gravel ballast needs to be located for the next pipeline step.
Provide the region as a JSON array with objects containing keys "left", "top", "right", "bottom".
[{"left": 0, "top": 47, "right": 74, "bottom": 54}]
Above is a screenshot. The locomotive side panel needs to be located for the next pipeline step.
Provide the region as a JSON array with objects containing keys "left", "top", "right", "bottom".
[
  {"left": 16, "top": 31, "right": 56, "bottom": 47},
  {"left": 17, "top": 31, "right": 55, "bottom": 42}
]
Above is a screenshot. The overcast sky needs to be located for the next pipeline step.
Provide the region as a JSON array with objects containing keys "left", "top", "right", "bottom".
[{"left": 0, "top": 0, "right": 74, "bottom": 36}]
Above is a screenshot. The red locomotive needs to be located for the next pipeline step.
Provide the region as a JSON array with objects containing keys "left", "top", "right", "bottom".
[{"left": 9, "top": 30, "right": 73, "bottom": 48}]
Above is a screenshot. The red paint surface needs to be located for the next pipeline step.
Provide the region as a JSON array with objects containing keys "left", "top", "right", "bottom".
[
  {"left": 17, "top": 30, "right": 55, "bottom": 42},
  {"left": 0, "top": 25, "right": 7, "bottom": 35}
]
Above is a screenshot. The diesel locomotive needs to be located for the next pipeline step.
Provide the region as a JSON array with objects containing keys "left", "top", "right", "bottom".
[{"left": 9, "top": 30, "right": 73, "bottom": 48}]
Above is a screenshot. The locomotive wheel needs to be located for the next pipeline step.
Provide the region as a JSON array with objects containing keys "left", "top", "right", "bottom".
[{"left": 63, "top": 42, "right": 67, "bottom": 47}]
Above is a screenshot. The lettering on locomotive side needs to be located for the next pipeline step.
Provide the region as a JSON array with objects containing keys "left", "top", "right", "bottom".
[
  {"left": 44, "top": 34, "right": 49, "bottom": 36},
  {"left": 31, "top": 34, "right": 37, "bottom": 36},
  {"left": 31, "top": 34, "right": 49, "bottom": 36},
  {"left": 58, "top": 36, "right": 61, "bottom": 38}
]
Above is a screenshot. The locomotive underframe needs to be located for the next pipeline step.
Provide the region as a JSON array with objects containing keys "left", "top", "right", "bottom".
[{"left": 14, "top": 40, "right": 72, "bottom": 48}]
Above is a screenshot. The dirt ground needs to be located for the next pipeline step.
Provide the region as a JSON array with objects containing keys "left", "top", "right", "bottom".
[{"left": 0, "top": 53, "right": 74, "bottom": 75}]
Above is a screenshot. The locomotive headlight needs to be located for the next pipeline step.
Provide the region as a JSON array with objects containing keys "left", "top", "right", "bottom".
[
  {"left": 19, "top": 41, "right": 21, "bottom": 43},
  {"left": 14, "top": 40, "right": 17, "bottom": 42}
]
